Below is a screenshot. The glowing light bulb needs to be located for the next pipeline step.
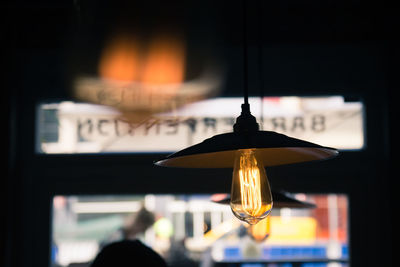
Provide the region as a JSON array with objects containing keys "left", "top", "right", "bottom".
[{"left": 230, "top": 149, "right": 273, "bottom": 224}]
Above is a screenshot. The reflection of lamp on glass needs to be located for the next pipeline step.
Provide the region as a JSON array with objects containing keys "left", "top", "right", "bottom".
[
  {"left": 73, "top": 31, "right": 222, "bottom": 123},
  {"left": 211, "top": 191, "right": 316, "bottom": 242}
]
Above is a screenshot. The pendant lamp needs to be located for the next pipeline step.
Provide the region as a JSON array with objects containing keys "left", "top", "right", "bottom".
[
  {"left": 154, "top": 102, "right": 337, "bottom": 225},
  {"left": 154, "top": 0, "right": 338, "bottom": 224}
]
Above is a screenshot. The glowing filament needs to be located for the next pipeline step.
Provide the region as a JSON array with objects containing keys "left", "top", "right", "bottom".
[{"left": 239, "top": 164, "right": 262, "bottom": 217}]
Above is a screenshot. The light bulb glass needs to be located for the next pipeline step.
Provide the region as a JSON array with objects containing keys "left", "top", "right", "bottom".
[{"left": 230, "top": 149, "right": 273, "bottom": 224}]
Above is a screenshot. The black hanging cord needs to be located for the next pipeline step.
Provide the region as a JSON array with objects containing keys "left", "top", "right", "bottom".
[
  {"left": 234, "top": 0, "right": 259, "bottom": 133},
  {"left": 239, "top": 0, "right": 264, "bottom": 123},
  {"left": 257, "top": 0, "right": 264, "bottom": 129},
  {"left": 242, "top": 0, "right": 249, "bottom": 106}
]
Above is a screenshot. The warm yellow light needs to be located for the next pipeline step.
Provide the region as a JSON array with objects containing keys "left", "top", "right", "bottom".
[
  {"left": 230, "top": 149, "right": 273, "bottom": 224},
  {"left": 248, "top": 215, "right": 271, "bottom": 242}
]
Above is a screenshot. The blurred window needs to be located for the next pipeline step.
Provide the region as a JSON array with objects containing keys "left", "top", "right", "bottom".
[
  {"left": 37, "top": 96, "right": 364, "bottom": 153},
  {"left": 51, "top": 194, "right": 349, "bottom": 267}
]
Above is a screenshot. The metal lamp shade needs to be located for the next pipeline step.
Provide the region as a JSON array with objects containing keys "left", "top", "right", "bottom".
[
  {"left": 154, "top": 130, "right": 338, "bottom": 168},
  {"left": 211, "top": 191, "right": 317, "bottom": 209}
]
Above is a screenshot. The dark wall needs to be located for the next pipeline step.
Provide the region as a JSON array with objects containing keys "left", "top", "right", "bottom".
[{"left": 4, "top": 1, "right": 395, "bottom": 267}]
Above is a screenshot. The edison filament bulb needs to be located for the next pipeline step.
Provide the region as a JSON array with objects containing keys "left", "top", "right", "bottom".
[{"left": 230, "top": 149, "right": 273, "bottom": 224}]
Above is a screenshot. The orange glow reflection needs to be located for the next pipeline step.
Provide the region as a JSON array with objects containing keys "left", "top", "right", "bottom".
[
  {"left": 74, "top": 31, "right": 220, "bottom": 123},
  {"left": 98, "top": 33, "right": 185, "bottom": 85},
  {"left": 248, "top": 215, "right": 271, "bottom": 242},
  {"left": 99, "top": 36, "right": 140, "bottom": 82},
  {"left": 142, "top": 35, "right": 185, "bottom": 85}
]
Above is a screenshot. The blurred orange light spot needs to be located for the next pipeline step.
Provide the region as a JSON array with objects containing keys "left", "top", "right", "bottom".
[
  {"left": 248, "top": 215, "right": 271, "bottom": 242},
  {"left": 99, "top": 36, "right": 139, "bottom": 82},
  {"left": 141, "top": 35, "right": 185, "bottom": 85},
  {"left": 99, "top": 34, "right": 185, "bottom": 85},
  {"left": 73, "top": 32, "right": 211, "bottom": 123}
]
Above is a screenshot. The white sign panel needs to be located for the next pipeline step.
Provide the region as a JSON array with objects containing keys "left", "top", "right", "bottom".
[{"left": 38, "top": 96, "right": 364, "bottom": 153}]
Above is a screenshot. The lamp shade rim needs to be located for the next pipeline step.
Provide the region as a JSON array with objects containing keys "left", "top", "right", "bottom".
[
  {"left": 154, "top": 131, "right": 338, "bottom": 168},
  {"left": 211, "top": 191, "right": 317, "bottom": 209}
]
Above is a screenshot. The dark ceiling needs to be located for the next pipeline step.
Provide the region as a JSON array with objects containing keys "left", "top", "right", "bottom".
[{"left": 4, "top": 0, "right": 399, "bottom": 100}]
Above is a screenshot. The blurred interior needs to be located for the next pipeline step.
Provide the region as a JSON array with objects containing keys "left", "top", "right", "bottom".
[
  {"left": 4, "top": 1, "right": 395, "bottom": 267},
  {"left": 51, "top": 194, "right": 348, "bottom": 267}
]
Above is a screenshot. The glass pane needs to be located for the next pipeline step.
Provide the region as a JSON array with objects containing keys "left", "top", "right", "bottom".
[
  {"left": 38, "top": 96, "right": 364, "bottom": 153},
  {"left": 51, "top": 194, "right": 349, "bottom": 267}
]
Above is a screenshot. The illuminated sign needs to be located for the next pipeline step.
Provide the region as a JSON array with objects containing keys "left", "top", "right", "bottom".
[{"left": 38, "top": 96, "right": 364, "bottom": 153}]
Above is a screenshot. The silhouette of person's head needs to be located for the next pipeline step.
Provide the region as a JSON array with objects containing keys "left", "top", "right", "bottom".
[{"left": 91, "top": 240, "right": 167, "bottom": 267}]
